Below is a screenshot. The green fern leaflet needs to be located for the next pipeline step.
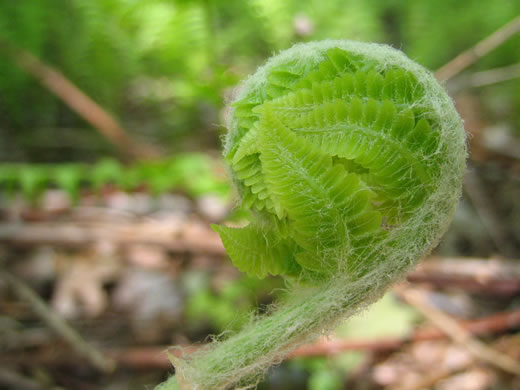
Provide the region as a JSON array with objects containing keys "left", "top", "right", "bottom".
[{"left": 214, "top": 43, "right": 454, "bottom": 281}]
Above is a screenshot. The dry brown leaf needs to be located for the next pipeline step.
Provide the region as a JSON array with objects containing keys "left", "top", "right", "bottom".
[{"left": 52, "top": 241, "right": 120, "bottom": 319}]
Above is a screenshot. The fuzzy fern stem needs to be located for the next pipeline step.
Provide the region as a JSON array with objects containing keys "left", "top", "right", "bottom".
[{"left": 157, "top": 40, "right": 467, "bottom": 390}]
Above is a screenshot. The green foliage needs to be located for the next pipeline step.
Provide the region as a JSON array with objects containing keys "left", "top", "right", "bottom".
[
  {"left": 0, "top": 154, "right": 230, "bottom": 203},
  {"left": 387, "top": 0, "right": 520, "bottom": 132},
  {"left": 0, "top": 3, "right": 516, "bottom": 388},
  {"left": 0, "top": 0, "right": 384, "bottom": 159},
  {"left": 215, "top": 45, "right": 450, "bottom": 281},
  {"left": 212, "top": 224, "right": 301, "bottom": 278},
  {"left": 0, "top": 1, "right": 136, "bottom": 125},
  {"left": 306, "top": 361, "right": 342, "bottom": 390},
  {"left": 1, "top": 0, "right": 518, "bottom": 159},
  {"left": 160, "top": 40, "right": 466, "bottom": 390},
  {"left": 185, "top": 273, "right": 283, "bottom": 332},
  {"left": 396, "top": 0, "right": 520, "bottom": 69}
]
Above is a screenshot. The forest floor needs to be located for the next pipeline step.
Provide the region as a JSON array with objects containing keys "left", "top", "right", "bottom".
[{"left": 1, "top": 132, "right": 520, "bottom": 390}]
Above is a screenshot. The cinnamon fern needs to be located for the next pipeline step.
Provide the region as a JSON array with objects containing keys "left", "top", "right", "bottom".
[
  {"left": 217, "top": 43, "right": 451, "bottom": 281},
  {"left": 158, "top": 40, "right": 466, "bottom": 390}
]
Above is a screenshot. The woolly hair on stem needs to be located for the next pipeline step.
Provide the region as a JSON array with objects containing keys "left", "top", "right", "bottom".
[{"left": 156, "top": 40, "right": 467, "bottom": 390}]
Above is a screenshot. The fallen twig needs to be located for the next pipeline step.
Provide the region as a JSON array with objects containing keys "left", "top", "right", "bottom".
[
  {"left": 292, "top": 307, "right": 520, "bottom": 358},
  {"left": 396, "top": 286, "right": 520, "bottom": 376},
  {"left": 0, "top": 270, "right": 115, "bottom": 373},
  {"left": 10, "top": 308, "right": 518, "bottom": 369},
  {"left": 414, "top": 256, "right": 520, "bottom": 278},
  {"left": 0, "top": 40, "right": 160, "bottom": 160},
  {"left": 465, "top": 63, "right": 520, "bottom": 88},
  {"left": 3, "top": 221, "right": 520, "bottom": 293},
  {"left": 407, "top": 256, "right": 520, "bottom": 296},
  {"left": 0, "top": 220, "right": 226, "bottom": 256},
  {"left": 435, "top": 16, "right": 520, "bottom": 81},
  {"left": 107, "top": 346, "right": 198, "bottom": 370}
]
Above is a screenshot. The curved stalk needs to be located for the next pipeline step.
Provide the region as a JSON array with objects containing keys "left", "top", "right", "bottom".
[{"left": 157, "top": 40, "right": 467, "bottom": 390}]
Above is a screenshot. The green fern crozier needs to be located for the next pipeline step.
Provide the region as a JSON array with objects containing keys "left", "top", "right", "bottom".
[{"left": 158, "top": 40, "right": 466, "bottom": 390}]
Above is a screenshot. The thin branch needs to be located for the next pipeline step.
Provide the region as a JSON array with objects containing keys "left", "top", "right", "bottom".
[
  {"left": 0, "top": 305, "right": 514, "bottom": 376},
  {"left": 0, "top": 270, "right": 115, "bottom": 373},
  {"left": 467, "top": 62, "right": 520, "bottom": 88},
  {"left": 407, "top": 256, "right": 520, "bottom": 296},
  {"left": 12, "top": 308, "right": 519, "bottom": 369},
  {"left": 414, "top": 256, "right": 520, "bottom": 278},
  {"left": 3, "top": 220, "right": 520, "bottom": 293},
  {"left": 0, "top": 220, "right": 226, "bottom": 256},
  {"left": 107, "top": 346, "right": 198, "bottom": 370},
  {"left": 435, "top": 16, "right": 520, "bottom": 81},
  {"left": 0, "top": 39, "right": 161, "bottom": 160},
  {"left": 291, "top": 307, "right": 520, "bottom": 357},
  {"left": 448, "top": 63, "right": 520, "bottom": 94},
  {"left": 396, "top": 286, "right": 520, "bottom": 376}
]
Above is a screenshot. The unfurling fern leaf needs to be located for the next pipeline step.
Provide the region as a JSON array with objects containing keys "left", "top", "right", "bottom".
[
  {"left": 217, "top": 41, "right": 456, "bottom": 282},
  {"left": 212, "top": 224, "right": 300, "bottom": 278},
  {"left": 158, "top": 40, "right": 467, "bottom": 390}
]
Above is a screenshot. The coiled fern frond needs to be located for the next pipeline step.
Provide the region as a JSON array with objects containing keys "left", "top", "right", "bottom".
[{"left": 158, "top": 40, "right": 467, "bottom": 390}]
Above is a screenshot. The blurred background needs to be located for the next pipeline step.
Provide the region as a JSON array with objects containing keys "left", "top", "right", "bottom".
[{"left": 0, "top": 1, "right": 519, "bottom": 389}]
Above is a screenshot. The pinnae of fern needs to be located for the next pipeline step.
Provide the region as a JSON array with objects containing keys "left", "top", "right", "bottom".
[{"left": 157, "top": 40, "right": 467, "bottom": 390}]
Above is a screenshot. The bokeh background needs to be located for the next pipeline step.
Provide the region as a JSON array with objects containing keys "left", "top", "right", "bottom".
[{"left": 1, "top": 1, "right": 520, "bottom": 389}]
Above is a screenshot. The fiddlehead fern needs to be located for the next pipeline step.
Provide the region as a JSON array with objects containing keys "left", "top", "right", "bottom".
[{"left": 158, "top": 40, "right": 466, "bottom": 390}]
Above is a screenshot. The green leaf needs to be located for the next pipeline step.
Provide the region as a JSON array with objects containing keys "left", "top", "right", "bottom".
[
  {"left": 258, "top": 107, "right": 382, "bottom": 272},
  {"left": 212, "top": 223, "right": 300, "bottom": 279},
  {"left": 0, "top": 165, "right": 19, "bottom": 197},
  {"left": 90, "top": 159, "right": 122, "bottom": 190},
  {"left": 53, "top": 164, "right": 85, "bottom": 203},
  {"left": 19, "top": 166, "right": 49, "bottom": 203}
]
